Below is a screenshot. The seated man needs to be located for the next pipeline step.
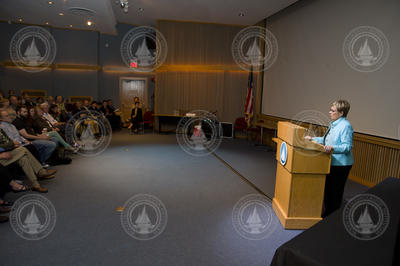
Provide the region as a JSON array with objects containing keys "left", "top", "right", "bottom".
[
  {"left": 72, "top": 101, "right": 85, "bottom": 115},
  {"left": 40, "top": 102, "right": 65, "bottom": 133},
  {"left": 90, "top": 101, "right": 99, "bottom": 112},
  {"left": 0, "top": 128, "right": 56, "bottom": 193},
  {"left": 0, "top": 109, "right": 56, "bottom": 166},
  {"left": 22, "top": 92, "right": 35, "bottom": 108},
  {"left": 32, "top": 106, "right": 56, "bottom": 132},
  {"left": 8, "top": 95, "right": 19, "bottom": 111},
  {"left": 82, "top": 99, "right": 91, "bottom": 110}
]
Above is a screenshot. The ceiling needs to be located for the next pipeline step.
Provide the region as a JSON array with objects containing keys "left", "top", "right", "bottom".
[{"left": 0, "top": 0, "right": 298, "bottom": 35}]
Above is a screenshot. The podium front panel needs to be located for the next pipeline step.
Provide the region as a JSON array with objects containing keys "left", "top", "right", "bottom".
[{"left": 275, "top": 138, "right": 331, "bottom": 174}]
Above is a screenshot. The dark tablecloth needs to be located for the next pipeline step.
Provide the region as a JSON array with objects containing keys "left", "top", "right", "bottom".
[{"left": 271, "top": 177, "right": 400, "bottom": 266}]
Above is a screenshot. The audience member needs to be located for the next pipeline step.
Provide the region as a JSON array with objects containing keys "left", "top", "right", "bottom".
[
  {"left": 90, "top": 101, "right": 98, "bottom": 111},
  {"left": 7, "top": 90, "right": 15, "bottom": 98},
  {"left": 22, "top": 92, "right": 35, "bottom": 108},
  {"left": 0, "top": 164, "right": 12, "bottom": 223},
  {"left": 130, "top": 101, "right": 143, "bottom": 134},
  {"left": 36, "top": 96, "right": 44, "bottom": 105},
  {"left": 32, "top": 106, "right": 55, "bottom": 132},
  {"left": 0, "top": 164, "right": 30, "bottom": 223},
  {"left": 40, "top": 103, "right": 66, "bottom": 133},
  {"left": 47, "top": 96, "right": 55, "bottom": 105},
  {"left": 8, "top": 95, "right": 18, "bottom": 111},
  {"left": 82, "top": 99, "right": 91, "bottom": 110},
  {"left": 0, "top": 98, "right": 9, "bottom": 109},
  {"left": 28, "top": 106, "right": 77, "bottom": 152},
  {"left": 100, "top": 100, "right": 110, "bottom": 115},
  {"left": 55, "top": 96, "right": 69, "bottom": 121},
  {"left": 73, "top": 101, "right": 85, "bottom": 115},
  {"left": 49, "top": 104, "right": 63, "bottom": 122},
  {"left": 107, "top": 99, "right": 121, "bottom": 130},
  {"left": 0, "top": 128, "right": 56, "bottom": 193},
  {"left": 0, "top": 109, "right": 56, "bottom": 166},
  {"left": 17, "top": 96, "right": 23, "bottom": 106}
]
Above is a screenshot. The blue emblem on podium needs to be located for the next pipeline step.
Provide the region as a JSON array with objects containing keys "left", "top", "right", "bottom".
[{"left": 280, "top": 142, "right": 288, "bottom": 166}]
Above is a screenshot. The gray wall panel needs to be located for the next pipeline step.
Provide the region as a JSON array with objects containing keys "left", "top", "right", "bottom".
[{"left": 262, "top": 0, "right": 400, "bottom": 139}]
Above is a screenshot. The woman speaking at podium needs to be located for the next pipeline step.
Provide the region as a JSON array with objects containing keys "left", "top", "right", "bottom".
[{"left": 305, "top": 100, "right": 354, "bottom": 218}]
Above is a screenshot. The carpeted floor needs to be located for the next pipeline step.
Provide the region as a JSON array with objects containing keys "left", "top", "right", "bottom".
[{"left": 0, "top": 131, "right": 367, "bottom": 266}]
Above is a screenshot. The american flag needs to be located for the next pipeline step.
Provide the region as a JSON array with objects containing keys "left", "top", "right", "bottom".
[{"left": 244, "top": 69, "right": 254, "bottom": 127}]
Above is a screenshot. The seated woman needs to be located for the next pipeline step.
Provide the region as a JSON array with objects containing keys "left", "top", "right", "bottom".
[{"left": 129, "top": 102, "right": 143, "bottom": 134}]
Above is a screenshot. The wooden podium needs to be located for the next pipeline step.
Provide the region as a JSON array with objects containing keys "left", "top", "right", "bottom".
[{"left": 272, "top": 121, "right": 331, "bottom": 229}]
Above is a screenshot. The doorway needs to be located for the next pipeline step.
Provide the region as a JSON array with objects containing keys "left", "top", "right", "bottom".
[{"left": 119, "top": 77, "right": 148, "bottom": 125}]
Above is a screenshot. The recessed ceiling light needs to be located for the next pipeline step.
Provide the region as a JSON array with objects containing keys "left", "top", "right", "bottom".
[
  {"left": 48, "top": 1, "right": 53, "bottom": 5},
  {"left": 59, "top": 12, "right": 64, "bottom": 16},
  {"left": 18, "top": 18, "right": 23, "bottom": 22},
  {"left": 87, "top": 20, "right": 93, "bottom": 26},
  {"left": 238, "top": 12, "right": 245, "bottom": 17},
  {"left": 138, "top": 7, "right": 144, "bottom": 12}
]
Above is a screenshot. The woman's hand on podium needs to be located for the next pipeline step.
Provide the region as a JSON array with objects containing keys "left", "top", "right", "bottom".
[{"left": 323, "top": 145, "right": 334, "bottom": 153}]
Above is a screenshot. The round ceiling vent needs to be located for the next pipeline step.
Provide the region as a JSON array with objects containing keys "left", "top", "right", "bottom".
[{"left": 68, "top": 7, "right": 96, "bottom": 16}]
